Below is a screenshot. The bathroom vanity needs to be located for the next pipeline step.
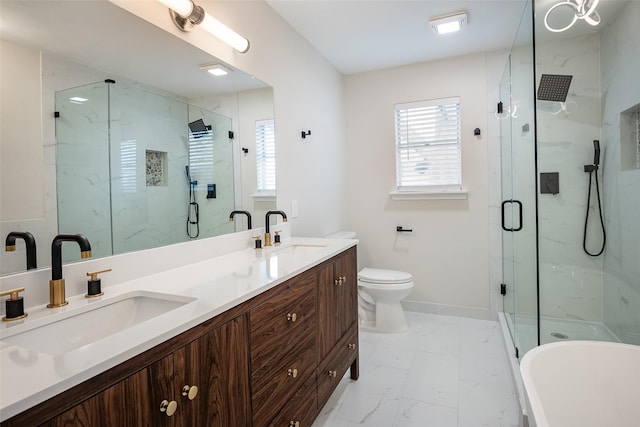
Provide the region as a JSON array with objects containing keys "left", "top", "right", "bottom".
[{"left": 0, "top": 238, "right": 358, "bottom": 426}]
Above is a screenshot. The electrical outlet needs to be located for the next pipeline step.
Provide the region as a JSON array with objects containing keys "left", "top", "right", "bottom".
[{"left": 291, "top": 200, "right": 298, "bottom": 218}]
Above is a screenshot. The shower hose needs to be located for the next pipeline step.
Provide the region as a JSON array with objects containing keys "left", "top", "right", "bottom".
[{"left": 583, "top": 168, "right": 606, "bottom": 256}]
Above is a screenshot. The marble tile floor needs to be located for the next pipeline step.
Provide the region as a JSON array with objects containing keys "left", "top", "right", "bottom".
[{"left": 312, "top": 312, "right": 521, "bottom": 427}]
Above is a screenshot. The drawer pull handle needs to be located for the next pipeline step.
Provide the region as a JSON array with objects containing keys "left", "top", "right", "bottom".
[
  {"left": 328, "top": 370, "right": 337, "bottom": 378},
  {"left": 287, "top": 312, "right": 297, "bottom": 322},
  {"left": 288, "top": 368, "right": 298, "bottom": 378},
  {"left": 289, "top": 422, "right": 300, "bottom": 427},
  {"left": 341, "top": 276, "right": 347, "bottom": 284},
  {"left": 334, "top": 278, "right": 343, "bottom": 286},
  {"left": 182, "top": 384, "right": 199, "bottom": 400},
  {"left": 160, "top": 399, "right": 177, "bottom": 416},
  {"left": 348, "top": 343, "right": 356, "bottom": 350}
]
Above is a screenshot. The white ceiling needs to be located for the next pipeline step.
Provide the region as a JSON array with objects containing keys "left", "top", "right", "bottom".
[
  {"left": 0, "top": 0, "right": 629, "bottom": 96},
  {"left": 0, "top": 1, "right": 268, "bottom": 99},
  {"left": 266, "top": 0, "right": 529, "bottom": 75}
]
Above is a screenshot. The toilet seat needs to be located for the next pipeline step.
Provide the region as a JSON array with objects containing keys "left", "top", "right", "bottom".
[{"left": 358, "top": 268, "right": 413, "bottom": 285}]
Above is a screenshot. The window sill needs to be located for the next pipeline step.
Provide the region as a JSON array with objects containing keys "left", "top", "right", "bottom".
[
  {"left": 252, "top": 193, "right": 276, "bottom": 202},
  {"left": 389, "top": 189, "right": 468, "bottom": 200}
]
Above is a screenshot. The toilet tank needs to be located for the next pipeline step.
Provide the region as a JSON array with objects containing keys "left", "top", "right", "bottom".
[{"left": 326, "top": 231, "right": 356, "bottom": 239}]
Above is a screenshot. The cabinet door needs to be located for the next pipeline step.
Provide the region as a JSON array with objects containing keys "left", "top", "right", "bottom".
[
  {"left": 335, "top": 247, "right": 357, "bottom": 337},
  {"left": 318, "top": 247, "right": 357, "bottom": 359},
  {"left": 44, "top": 356, "right": 174, "bottom": 427},
  {"left": 174, "top": 315, "right": 251, "bottom": 427}
]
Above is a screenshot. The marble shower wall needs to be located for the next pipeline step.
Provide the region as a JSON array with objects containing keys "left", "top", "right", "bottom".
[
  {"left": 535, "top": 34, "right": 604, "bottom": 321},
  {"left": 600, "top": 0, "right": 640, "bottom": 344},
  {"left": 56, "top": 82, "right": 235, "bottom": 261}
]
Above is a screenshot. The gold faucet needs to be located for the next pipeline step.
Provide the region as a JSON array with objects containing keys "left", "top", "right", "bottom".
[
  {"left": 264, "top": 211, "right": 287, "bottom": 247},
  {"left": 48, "top": 234, "right": 91, "bottom": 308}
]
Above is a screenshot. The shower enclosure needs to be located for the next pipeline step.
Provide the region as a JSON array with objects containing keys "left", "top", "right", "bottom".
[
  {"left": 501, "top": 0, "right": 640, "bottom": 360},
  {"left": 55, "top": 81, "right": 235, "bottom": 261}
]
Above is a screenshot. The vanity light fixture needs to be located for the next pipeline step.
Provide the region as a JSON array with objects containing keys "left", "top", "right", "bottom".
[
  {"left": 201, "top": 63, "right": 232, "bottom": 76},
  {"left": 157, "top": 0, "right": 250, "bottom": 53},
  {"left": 429, "top": 11, "right": 467, "bottom": 35},
  {"left": 544, "top": 0, "right": 600, "bottom": 33}
]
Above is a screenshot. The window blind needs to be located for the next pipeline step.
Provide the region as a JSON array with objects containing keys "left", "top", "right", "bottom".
[
  {"left": 188, "top": 129, "right": 214, "bottom": 188},
  {"left": 256, "top": 119, "right": 276, "bottom": 192},
  {"left": 394, "top": 97, "right": 461, "bottom": 191}
]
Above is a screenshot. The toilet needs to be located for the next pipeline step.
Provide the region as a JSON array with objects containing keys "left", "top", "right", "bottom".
[
  {"left": 357, "top": 268, "right": 414, "bottom": 333},
  {"left": 326, "top": 231, "right": 414, "bottom": 333}
]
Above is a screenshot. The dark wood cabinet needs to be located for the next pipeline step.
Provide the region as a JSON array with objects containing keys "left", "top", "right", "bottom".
[
  {"left": 42, "top": 355, "right": 174, "bottom": 427},
  {"left": 318, "top": 246, "right": 358, "bottom": 359},
  {"left": 3, "top": 246, "right": 358, "bottom": 427},
  {"left": 38, "top": 315, "right": 250, "bottom": 427}
]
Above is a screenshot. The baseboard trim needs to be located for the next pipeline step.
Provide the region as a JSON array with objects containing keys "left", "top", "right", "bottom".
[{"left": 401, "top": 300, "right": 492, "bottom": 321}]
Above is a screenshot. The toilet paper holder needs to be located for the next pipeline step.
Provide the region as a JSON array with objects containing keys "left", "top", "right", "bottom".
[{"left": 396, "top": 226, "right": 413, "bottom": 232}]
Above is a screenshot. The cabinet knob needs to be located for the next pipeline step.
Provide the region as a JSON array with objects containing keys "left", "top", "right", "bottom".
[
  {"left": 348, "top": 343, "right": 357, "bottom": 350},
  {"left": 289, "top": 421, "right": 300, "bottom": 427},
  {"left": 287, "top": 312, "right": 297, "bottom": 322},
  {"left": 341, "top": 276, "right": 347, "bottom": 284},
  {"left": 287, "top": 368, "right": 298, "bottom": 378},
  {"left": 328, "top": 370, "right": 337, "bottom": 378},
  {"left": 182, "top": 384, "right": 199, "bottom": 400},
  {"left": 160, "top": 399, "right": 177, "bottom": 416},
  {"left": 334, "top": 278, "right": 343, "bottom": 287}
]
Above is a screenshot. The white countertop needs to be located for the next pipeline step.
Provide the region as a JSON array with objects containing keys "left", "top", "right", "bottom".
[{"left": 0, "top": 237, "right": 357, "bottom": 422}]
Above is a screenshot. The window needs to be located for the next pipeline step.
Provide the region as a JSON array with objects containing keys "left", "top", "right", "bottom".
[
  {"left": 255, "top": 119, "right": 276, "bottom": 194},
  {"left": 394, "top": 97, "right": 462, "bottom": 193},
  {"left": 188, "top": 127, "right": 214, "bottom": 187}
]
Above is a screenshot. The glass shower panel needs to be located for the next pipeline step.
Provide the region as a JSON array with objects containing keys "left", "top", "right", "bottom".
[
  {"left": 109, "top": 84, "right": 189, "bottom": 254},
  {"left": 500, "top": 57, "right": 516, "bottom": 349},
  {"left": 56, "top": 82, "right": 112, "bottom": 261},
  {"left": 500, "top": 0, "right": 538, "bottom": 359},
  {"left": 187, "top": 105, "right": 235, "bottom": 238}
]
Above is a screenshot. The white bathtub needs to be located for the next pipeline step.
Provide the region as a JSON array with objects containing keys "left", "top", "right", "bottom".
[{"left": 520, "top": 341, "right": 640, "bottom": 427}]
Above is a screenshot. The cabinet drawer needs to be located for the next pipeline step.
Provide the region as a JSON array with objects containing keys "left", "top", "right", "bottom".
[
  {"left": 250, "top": 273, "right": 317, "bottom": 371},
  {"left": 268, "top": 373, "right": 317, "bottom": 427},
  {"left": 317, "top": 324, "right": 358, "bottom": 407},
  {"left": 252, "top": 330, "right": 317, "bottom": 426}
]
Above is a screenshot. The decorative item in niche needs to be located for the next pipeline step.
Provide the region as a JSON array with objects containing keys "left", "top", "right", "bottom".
[{"left": 146, "top": 150, "right": 167, "bottom": 186}]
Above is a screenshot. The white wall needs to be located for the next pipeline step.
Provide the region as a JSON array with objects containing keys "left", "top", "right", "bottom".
[
  {"left": 112, "top": 0, "right": 348, "bottom": 238},
  {"left": 0, "top": 40, "right": 44, "bottom": 222},
  {"left": 344, "top": 53, "right": 496, "bottom": 319}
]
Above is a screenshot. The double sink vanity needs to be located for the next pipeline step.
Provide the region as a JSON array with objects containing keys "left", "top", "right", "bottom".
[{"left": 0, "top": 231, "right": 359, "bottom": 426}]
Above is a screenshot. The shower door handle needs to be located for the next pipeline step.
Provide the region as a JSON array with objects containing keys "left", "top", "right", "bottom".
[{"left": 501, "top": 200, "right": 523, "bottom": 232}]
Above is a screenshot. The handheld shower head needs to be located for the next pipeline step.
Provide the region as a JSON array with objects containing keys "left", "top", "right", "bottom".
[{"left": 593, "top": 140, "right": 600, "bottom": 167}]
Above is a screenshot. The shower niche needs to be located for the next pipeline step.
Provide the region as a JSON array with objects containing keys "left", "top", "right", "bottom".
[
  {"left": 55, "top": 81, "right": 235, "bottom": 261},
  {"left": 145, "top": 150, "right": 168, "bottom": 187},
  {"left": 620, "top": 104, "right": 640, "bottom": 171}
]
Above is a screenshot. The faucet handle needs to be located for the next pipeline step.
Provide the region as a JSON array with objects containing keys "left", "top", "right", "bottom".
[
  {"left": 86, "top": 268, "right": 111, "bottom": 298},
  {"left": 274, "top": 230, "right": 281, "bottom": 245},
  {"left": 252, "top": 236, "right": 262, "bottom": 249},
  {"left": 86, "top": 268, "right": 112, "bottom": 281},
  {"left": 0, "top": 287, "right": 28, "bottom": 321}
]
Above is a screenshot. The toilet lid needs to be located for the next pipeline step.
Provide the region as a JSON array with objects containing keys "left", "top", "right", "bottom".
[{"left": 358, "top": 268, "right": 413, "bottom": 284}]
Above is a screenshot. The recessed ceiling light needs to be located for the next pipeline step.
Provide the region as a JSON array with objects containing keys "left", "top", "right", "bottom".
[
  {"left": 200, "top": 63, "right": 232, "bottom": 77},
  {"left": 429, "top": 11, "right": 468, "bottom": 35}
]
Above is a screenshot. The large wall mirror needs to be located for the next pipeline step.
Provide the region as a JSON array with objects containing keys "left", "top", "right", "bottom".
[{"left": 0, "top": 0, "right": 275, "bottom": 275}]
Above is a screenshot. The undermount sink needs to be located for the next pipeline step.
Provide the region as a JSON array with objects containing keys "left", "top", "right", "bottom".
[
  {"left": 1, "top": 291, "right": 195, "bottom": 356},
  {"left": 270, "top": 243, "right": 327, "bottom": 257}
]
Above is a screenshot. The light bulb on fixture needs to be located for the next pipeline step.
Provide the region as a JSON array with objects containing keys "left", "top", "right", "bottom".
[
  {"left": 157, "top": 0, "right": 250, "bottom": 53},
  {"left": 544, "top": 0, "right": 600, "bottom": 33}
]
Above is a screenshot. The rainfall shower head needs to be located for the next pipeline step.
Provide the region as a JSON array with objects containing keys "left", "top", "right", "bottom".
[
  {"left": 537, "top": 74, "right": 573, "bottom": 102},
  {"left": 188, "top": 118, "right": 211, "bottom": 138}
]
